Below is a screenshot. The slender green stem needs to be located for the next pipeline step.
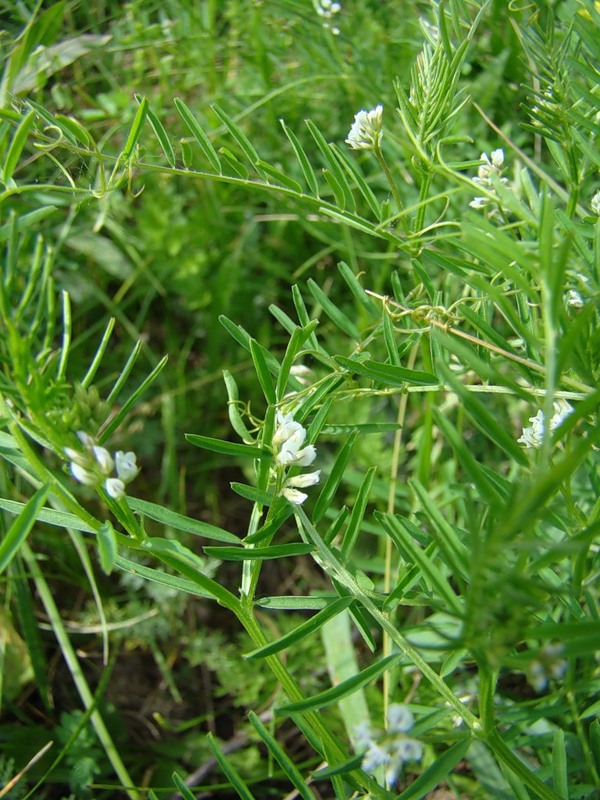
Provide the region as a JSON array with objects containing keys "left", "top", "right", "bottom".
[{"left": 22, "top": 543, "right": 141, "bottom": 800}]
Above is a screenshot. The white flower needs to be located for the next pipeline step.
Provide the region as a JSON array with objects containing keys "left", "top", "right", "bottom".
[
  {"left": 490, "top": 148, "right": 504, "bottom": 168},
  {"left": 362, "top": 741, "right": 391, "bottom": 773},
  {"left": 70, "top": 462, "right": 98, "bottom": 486},
  {"left": 105, "top": 478, "right": 126, "bottom": 500},
  {"left": 469, "top": 196, "right": 488, "bottom": 209},
  {"left": 567, "top": 289, "right": 584, "bottom": 308},
  {"left": 273, "top": 410, "right": 303, "bottom": 448},
  {"left": 93, "top": 446, "right": 114, "bottom": 475},
  {"left": 115, "top": 450, "right": 139, "bottom": 482},
  {"left": 346, "top": 105, "right": 383, "bottom": 151},
  {"left": 387, "top": 704, "right": 414, "bottom": 733},
  {"left": 517, "top": 401, "right": 573, "bottom": 449},
  {"left": 591, "top": 191, "right": 600, "bottom": 216}
]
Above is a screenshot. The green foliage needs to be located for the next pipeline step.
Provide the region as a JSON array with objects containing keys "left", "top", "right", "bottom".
[{"left": 1, "top": 1, "right": 599, "bottom": 799}]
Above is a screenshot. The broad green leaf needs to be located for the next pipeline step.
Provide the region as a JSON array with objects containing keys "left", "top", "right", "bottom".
[
  {"left": 276, "top": 320, "right": 319, "bottom": 400},
  {"left": 185, "top": 434, "right": 271, "bottom": 460},
  {"left": 97, "top": 521, "right": 117, "bottom": 575},
  {"left": 203, "top": 543, "right": 314, "bottom": 561},
  {"left": 245, "top": 597, "right": 353, "bottom": 659},
  {"left": 0, "top": 484, "right": 50, "bottom": 574},
  {"left": 277, "top": 653, "right": 403, "bottom": 715},
  {"left": 115, "top": 555, "right": 215, "bottom": 599},
  {"left": 249, "top": 712, "right": 318, "bottom": 800},
  {"left": 127, "top": 497, "right": 239, "bottom": 543},
  {"left": 396, "top": 739, "right": 470, "bottom": 800},
  {"left": 219, "top": 145, "right": 250, "bottom": 178},
  {"left": 54, "top": 113, "right": 91, "bottom": 146},
  {"left": 174, "top": 97, "right": 221, "bottom": 172}
]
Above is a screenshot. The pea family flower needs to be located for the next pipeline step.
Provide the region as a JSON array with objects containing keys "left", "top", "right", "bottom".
[
  {"left": 527, "top": 643, "right": 567, "bottom": 692},
  {"left": 469, "top": 148, "right": 509, "bottom": 211},
  {"left": 346, "top": 104, "right": 383, "bottom": 151},
  {"left": 517, "top": 400, "right": 573, "bottom": 449},
  {"left": 273, "top": 410, "right": 319, "bottom": 505},
  {"left": 355, "top": 704, "right": 423, "bottom": 787},
  {"left": 65, "top": 432, "right": 139, "bottom": 499}
]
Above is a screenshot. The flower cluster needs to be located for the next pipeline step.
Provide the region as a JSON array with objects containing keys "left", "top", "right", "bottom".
[
  {"left": 517, "top": 400, "right": 573, "bottom": 449},
  {"left": 315, "top": 0, "right": 341, "bottom": 35},
  {"left": 65, "top": 431, "right": 139, "bottom": 499},
  {"left": 346, "top": 104, "right": 383, "bottom": 151},
  {"left": 273, "top": 410, "right": 320, "bottom": 505},
  {"left": 354, "top": 704, "right": 423, "bottom": 787},
  {"left": 469, "top": 148, "right": 508, "bottom": 211}
]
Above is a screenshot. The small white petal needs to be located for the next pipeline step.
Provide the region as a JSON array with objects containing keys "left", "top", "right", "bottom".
[
  {"left": 282, "top": 487, "right": 308, "bottom": 505},
  {"left": 294, "top": 445, "right": 317, "bottom": 466},
  {"left": 285, "top": 470, "right": 320, "bottom": 488},
  {"left": 70, "top": 462, "right": 97, "bottom": 486},
  {"left": 76, "top": 431, "right": 95, "bottom": 450},
  {"left": 64, "top": 447, "right": 86, "bottom": 464},
  {"left": 491, "top": 148, "right": 504, "bottom": 168},
  {"left": 115, "top": 450, "right": 139, "bottom": 482},
  {"left": 93, "top": 446, "right": 114, "bottom": 475},
  {"left": 105, "top": 478, "right": 126, "bottom": 499}
]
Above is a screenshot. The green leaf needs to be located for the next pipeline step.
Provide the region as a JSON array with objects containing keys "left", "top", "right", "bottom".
[
  {"left": 141, "top": 98, "right": 176, "bottom": 167},
  {"left": 305, "top": 119, "right": 354, "bottom": 210},
  {"left": 174, "top": 97, "right": 221, "bottom": 172},
  {"left": 127, "top": 497, "right": 239, "bottom": 543},
  {"left": 99, "top": 355, "right": 168, "bottom": 442},
  {"left": 276, "top": 321, "right": 319, "bottom": 401},
  {"left": 4, "top": 108, "right": 36, "bottom": 184},
  {"left": 337, "top": 261, "right": 379, "bottom": 315},
  {"left": 203, "top": 543, "right": 314, "bottom": 561},
  {"left": 307, "top": 279, "right": 361, "bottom": 339},
  {"left": 0, "top": 498, "right": 96, "bottom": 534},
  {"left": 334, "top": 356, "right": 438, "bottom": 386},
  {"left": 250, "top": 338, "right": 276, "bottom": 404},
  {"left": 248, "top": 712, "right": 318, "bottom": 800},
  {"left": 97, "top": 521, "right": 117, "bottom": 575},
  {"left": 256, "top": 159, "right": 302, "bottom": 192},
  {"left": 277, "top": 653, "right": 403, "bottom": 715},
  {"left": 141, "top": 538, "right": 238, "bottom": 609},
  {"left": 185, "top": 434, "right": 271, "bottom": 460},
  {"left": 396, "top": 739, "right": 470, "bottom": 800},
  {"left": 313, "top": 432, "right": 357, "bottom": 523},
  {"left": 171, "top": 773, "right": 196, "bottom": 800},
  {"left": 331, "top": 145, "right": 381, "bottom": 220},
  {"left": 115, "top": 555, "right": 216, "bottom": 599},
  {"left": 0, "top": 484, "right": 50, "bottom": 574},
  {"left": 245, "top": 597, "right": 353, "bottom": 659},
  {"left": 230, "top": 482, "right": 275, "bottom": 506},
  {"left": 121, "top": 95, "right": 148, "bottom": 159},
  {"left": 211, "top": 103, "right": 262, "bottom": 172},
  {"left": 256, "top": 595, "right": 338, "bottom": 610},
  {"left": 341, "top": 467, "right": 376, "bottom": 560},
  {"left": 320, "top": 423, "right": 402, "bottom": 435},
  {"left": 280, "top": 118, "right": 319, "bottom": 195},
  {"left": 207, "top": 734, "right": 257, "bottom": 800}
]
